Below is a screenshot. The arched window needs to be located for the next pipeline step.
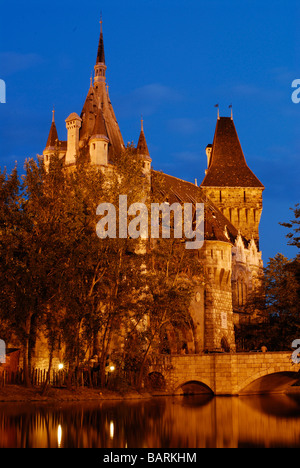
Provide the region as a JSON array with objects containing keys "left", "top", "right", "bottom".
[
  {"left": 237, "top": 278, "right": 247, "bottom": 306},
  {"left": 221, "top": 337, "right": 230, "bottom": 352}
]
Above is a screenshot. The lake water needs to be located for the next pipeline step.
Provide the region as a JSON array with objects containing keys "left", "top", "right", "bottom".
[{"left": 1, "top": 393, "right": 300, "bottom": 448}]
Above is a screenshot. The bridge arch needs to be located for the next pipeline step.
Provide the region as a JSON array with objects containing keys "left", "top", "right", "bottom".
[
  {"left": 237, "top": 367, "right": 299, "bottom": 394},
  {"left": 174, "top": 379, "right": 214, "bottom": 395}
]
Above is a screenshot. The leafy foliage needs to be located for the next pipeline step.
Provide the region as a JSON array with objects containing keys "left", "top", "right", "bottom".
[{"left": 0, "top": 148, "right": 201, "bottom": 389}]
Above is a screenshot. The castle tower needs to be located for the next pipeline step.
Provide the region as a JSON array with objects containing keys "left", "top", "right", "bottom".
[
  {"left": 201, "top": 116, "right": 264, "bottom": 248},
  {"left": 80, "top": 17, "right": 124, "bottom": 162},
  {"left": 65, "top": 113, "right": 82, "bottom": 165}
]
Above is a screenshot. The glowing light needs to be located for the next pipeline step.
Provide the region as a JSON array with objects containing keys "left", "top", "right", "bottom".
[
  {"left": 109, "top": 365, "right": 115, "bottom": 372},
  {"left": 57, "top": 424, "right": 62, "bottom": 448},
  {"left": 110, "top": 421, "right": 114, "bottom": 440},
  {"left": 58, "top": 363, "right": 64, "bottom": 370}
]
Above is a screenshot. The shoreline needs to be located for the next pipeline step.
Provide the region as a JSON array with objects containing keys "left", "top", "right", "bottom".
[
  {"left": 0, "top": 384, "right": 299, "bottom": 403},
  {"left": 0, "top": 385, "right": 156, "bottom": 403}
]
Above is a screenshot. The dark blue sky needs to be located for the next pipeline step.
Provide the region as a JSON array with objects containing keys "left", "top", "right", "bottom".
[{"left": 0, "top": 0, "right": 299, "bottom": 263}]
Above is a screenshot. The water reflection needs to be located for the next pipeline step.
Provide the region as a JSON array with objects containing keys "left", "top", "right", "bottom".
[
  {"left": 0, "top": 394, "right": 300, "bottom": 448},
  {"left": 57, "top": 424, "right": 62, "bottom": 448}
]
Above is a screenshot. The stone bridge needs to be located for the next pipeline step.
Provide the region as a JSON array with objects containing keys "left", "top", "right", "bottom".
[{"left": 148, "top": 352, "right": 300, "bottom": 395}]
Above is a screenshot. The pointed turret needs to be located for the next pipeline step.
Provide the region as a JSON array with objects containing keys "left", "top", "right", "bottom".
[
  {"left": 89, "top": 107, "right": 109, "bottom": 166},
  {"left": 43, "top": 109, "right": 60, "bottom": 167},
  {"left": 92, "top": 107, "right": 108, "bottom": 139},
  {"left": 137, "top": 118, "right": 151, "bottom": 177},
  {"left": 90, "top": 17, "right": 124, "bottom": 160},
  {"left": 137, "top": 118, "right": 151, "bottom": 161},
  {"left": 200, "top": 116, "right": 264, "bottom": 247},
  {"left": 201, "top": 117, "right": 264, "bottom": 188},
  {"left": 45, "top": 109, "right": 59, "bottom": 149}
]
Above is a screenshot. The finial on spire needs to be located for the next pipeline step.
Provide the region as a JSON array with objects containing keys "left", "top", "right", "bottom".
[
  {"left": 52, "top": 107, "right": 55, "bottom": 123},
  {"left": 141, "top": 115, "right": 144, "bottom": 132},
  {"left": 214, "top": 104, "right": 220, "bottom": 119},
  {"left": 96, "top": 13, "right": 106, "bottom": 65},
  {"left": 229, "top": 104, "right": 233, "bottom": 119}
]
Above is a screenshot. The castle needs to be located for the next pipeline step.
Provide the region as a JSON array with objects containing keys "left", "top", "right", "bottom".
[{"left": 42, "top": 21, "right": 264, "bottom": 356}]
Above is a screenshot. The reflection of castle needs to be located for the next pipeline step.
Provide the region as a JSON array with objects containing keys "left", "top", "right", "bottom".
[{"left": 42, "top": 21, "right": 264, "bottom": 355}]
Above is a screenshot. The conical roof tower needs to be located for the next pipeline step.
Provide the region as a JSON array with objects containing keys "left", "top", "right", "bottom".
[{"left": 45, "top": 109, "right": 59, "bottom": 149}]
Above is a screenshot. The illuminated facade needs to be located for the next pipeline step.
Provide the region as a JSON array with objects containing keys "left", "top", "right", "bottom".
[{"left": 41, "top": 21, "right": 264, "bottom": 358}]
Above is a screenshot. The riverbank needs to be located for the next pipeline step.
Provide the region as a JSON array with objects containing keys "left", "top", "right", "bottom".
[
  {"left": 0, "top": 384, "right": 299, "bottom": 402},
  {"left": 0, "top": 385, "right": 155, "bottom": 402}
]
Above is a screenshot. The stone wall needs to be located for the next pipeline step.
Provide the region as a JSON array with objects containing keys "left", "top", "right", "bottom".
[
  {"left": 201, "top": 187, "right": 264, "bottom": 247},
  {"left": 201, "top": 240, "right": 236, "bottom": 352}
]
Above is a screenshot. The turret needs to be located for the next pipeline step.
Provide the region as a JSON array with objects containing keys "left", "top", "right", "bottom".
[
  {"left": 65, "top": 112, "right": 82, "bottom": 165},
  {"left": 201, "top": 116, "right": 264, "bottom": 248},
  {"left": 89, "top": 107, "right": 109, "bottom": 166},
  {"left": 43, "top": 109, "right": 59, "bottom": 165},
  {"left": 136, "top": 118, "right": 152, "bottom": 175}
]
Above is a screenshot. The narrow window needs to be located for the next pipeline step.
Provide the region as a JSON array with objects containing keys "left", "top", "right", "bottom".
[
  {"left": 244, "top": 190, "right": 246, "bottom": 202},
  {"left": 219, "top": 190, "right": 222, "bottom": 202}
]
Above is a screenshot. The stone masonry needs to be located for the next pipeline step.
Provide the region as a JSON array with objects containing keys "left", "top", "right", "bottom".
[{"left": 149, "top": 352, "right": 299, "bottom": 395}]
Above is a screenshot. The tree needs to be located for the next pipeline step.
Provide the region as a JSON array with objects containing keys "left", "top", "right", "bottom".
[
  {"left": 236, "top": 253, "right": 300, "bottom": 351},
  {"left": 134, "top": 236, "right": 201, "bottom": 389},
  {"left": 0, "top": 145, "right": 205, "bottom": 391},
  {"left": 280, "top": 204, "right": 300, "bottom": 249},
  {"left": 0, "top": 165, "right": 42, "bottom": 386}
]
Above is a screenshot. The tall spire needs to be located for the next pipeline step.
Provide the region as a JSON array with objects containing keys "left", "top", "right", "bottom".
[
  {"left": 96, "top": 14, "right": 105, "bottom": 64},
  {"left": 94, "top": 15, "right": 107, "bottom": 84}
]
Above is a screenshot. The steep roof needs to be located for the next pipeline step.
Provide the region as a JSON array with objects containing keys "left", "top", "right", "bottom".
[
  {"left": 96, "top": 21, "right": 105, "bottom": 64},
  {"left": 136, "top": 121, "right": 151, "bottom": 161},
  {"left": 151, "top": 170, "right": 245, "bottom": 245},
  {"left": 91, "top": 107, "right": 109, "bottom": 139},
  {"left": 79, "top": 22, "right": 124, "bottom": 161},
  {"left": 201, "top": 117, "right": 264, "bottom": 188},
  {"left": 45, "top": 112, "right": 59, "bottom": 148}
]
